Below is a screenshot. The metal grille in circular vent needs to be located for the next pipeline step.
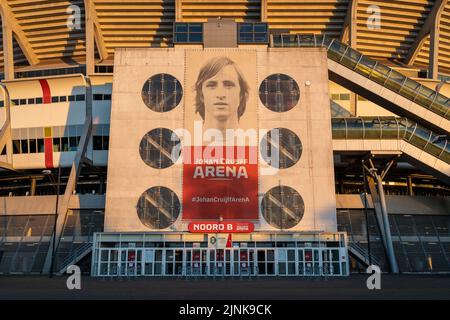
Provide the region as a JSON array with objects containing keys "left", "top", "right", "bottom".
[
  {"left": 260, "top": 128, "right": 302, "bottom": 169},
  {"left": 137, "top": 186, "right": 180, "bottom": 229},
  {"left": 259, "top": 73, "right": 300, "bottom": 112},
  {"left": 139, "top": 128, "right": 180, "bottom": 169},
  {"left": 141, "top": 73, "right": 183, "bottom": 112},
  {"left": 261, "top": 185, "right": 304, "bottom": 229}
]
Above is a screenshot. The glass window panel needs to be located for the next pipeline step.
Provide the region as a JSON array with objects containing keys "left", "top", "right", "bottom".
[
  {"left": 93, "top": 136, "right": 102, "bottom": 151},
  {"left": 13, "top": 140, "right": 21, "bottom": 154},
  {"left": 175, "top": 33, "right": 188, "bottom": 43},
  {"left": 189, "top": 33, "right": 202, "bottom": 42},
  {"left": 254, "top": 33, "right": 268, "bottom": 42},
  {"left": 60, "top": 136, "right": 69, "bottom": 152},
  {"left": 189, "top": 24, "right": 202, "bottom": 33},
  {"left": 254, "top": 24, "right": 267, "bottom": 33},
  {"left": 175, "top": 23, "right": 188, "bottom": 32},
  {"left": 53, "top": 137, "right": 61, "bottom": 152},
  {"left": 28, "top": 139, "right": 37, "bottom": 153},
  {"left": 240, "top": 24, "right": 252, "bottom": 33},
  {"left": 103, "top": 136, "right": 109, "bottom": 150},
  {"left": 20, "top": 140, "right": 29, "bottom": 153}
]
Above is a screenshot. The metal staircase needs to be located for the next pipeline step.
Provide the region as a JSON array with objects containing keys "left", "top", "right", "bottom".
[
  {"left": 348, "top": 242, "right": 382, "bottom": 268},
  {"left": 56, "top": 242, "right": 92, "bottom": 275}
]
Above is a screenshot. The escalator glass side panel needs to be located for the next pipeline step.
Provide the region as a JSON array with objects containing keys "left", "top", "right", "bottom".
[
  {"left": 362, "top": 118, "right": 381, "bottom": 139},
  {"left": 430, "top": 93, "right": 449, "bottom": 118},
  {"left": 354, "top": 55, "right": 376, "bottom": 78},
  {"left": 409, "top": 125, "right": 432, "bottom": 149},
  {"left": 440, "top": 147, "right": 450, "bottom": 163},
  {"left": 384, "top": 70, "right": 406, "bottom": 93},
  {"left": 346, "top": 118, "right": 364, "bottom": 139},
  {"left": 403, "top": 119, "right": 416, "bottom": 141},
  {"left": 380, "top": 118, "right": 400, "bottom": 139},
  {"left": 424, "top": 132, "right": 446, "bottom": 158},
  {"left": 400, "top": 79, "right": 421, "bottom": 100},
  {"left": 331, "top": 118, "right": 347, "bottom": 139},
  {"left": 328, "top": 41, "right": 347, "bottom": 62},
  {"left": 414, "top": 85, "right": 436, "bottom": 109},
  {"left": 369, "top": 63, "right": 391, "bottom": 86},
  {"left": 340, "top": 47, "right": 362, "bottom": 70}
]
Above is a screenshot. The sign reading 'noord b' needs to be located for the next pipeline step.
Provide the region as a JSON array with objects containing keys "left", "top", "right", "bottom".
[{"left": 188, "top": 221, "right": 254, "bottom": 233}]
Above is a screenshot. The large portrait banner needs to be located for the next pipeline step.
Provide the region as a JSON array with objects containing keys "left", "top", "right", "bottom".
[{"left": 182, "top": 51, "right": 258, "bottom": 220}]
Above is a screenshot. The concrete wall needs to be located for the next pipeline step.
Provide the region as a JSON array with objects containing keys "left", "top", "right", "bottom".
[
  {"left": 336, "top": 194, "right": 450, "bottom": 216},
  {"left": 0, "top": 194, "right": 105, "bottom": 215},
  {"left": 105, "top": 47, "right": 338, "bottom": 233}
]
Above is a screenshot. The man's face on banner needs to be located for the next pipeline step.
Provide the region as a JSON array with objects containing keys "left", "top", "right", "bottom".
[{"left": 202, "top": 65, "right": 240, "bottom": 125}]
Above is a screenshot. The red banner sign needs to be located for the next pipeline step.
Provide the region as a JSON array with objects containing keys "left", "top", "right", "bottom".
[
  {"left": 188, "top": 221, "right": 254, "bottom": 233},
  {"left": 183, "top": 146, "right": 258, "bottom": 220}
]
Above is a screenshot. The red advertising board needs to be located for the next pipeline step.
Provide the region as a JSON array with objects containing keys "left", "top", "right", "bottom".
[
  {"left": 188, "top": 221, "right": 254, "bottom": 233},
  {"left": 183, "top": 146, "right": 258, "bottom": 220}
]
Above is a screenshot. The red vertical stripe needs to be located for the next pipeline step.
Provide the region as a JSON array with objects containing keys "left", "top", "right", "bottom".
[
  {"left": 39, "top": 79, "right": 51, "bottom": 104},
  {"left": 44, "top": 137, "right": 53, "bottom": 169}
]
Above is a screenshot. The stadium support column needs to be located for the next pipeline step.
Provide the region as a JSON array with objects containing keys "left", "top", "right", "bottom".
[
  {"left": 85, "top": 0, "right": 95, "bottom": 75},
  {"left": 341, "top": 0, "right": 358, "bottom": 115},
  {"left": 364, "top": 156, "right": 400, "bottom": 274},
  {"left": 175, "top": 0, "right": 182, "bottom": 21},
  {"left": 42, "top": 76, "right": 93, "bottom": 275},
  {"left": 429, "top": 11, "right": 440, "bottom": 79},
  {"left": 0, "top": 84, "right": 13, "bottom": 169},
  {"left": 1, "top": 16, "right": 14, "bottom": 80},
  {"left": 261, "top": 0, "right": 268, "bottom": 22}
]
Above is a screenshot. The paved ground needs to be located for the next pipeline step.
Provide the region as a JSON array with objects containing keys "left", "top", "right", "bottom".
[{"left": 0, "top": 274, "right": 449, "bottom": 300}]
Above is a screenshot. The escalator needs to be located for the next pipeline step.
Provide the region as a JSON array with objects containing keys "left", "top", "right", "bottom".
[
  {"left": 273, "top": 34, "right": 450, "bottom": 135},
  {"left": 331, "top": 117, "right": 450, "bottom": 184}
]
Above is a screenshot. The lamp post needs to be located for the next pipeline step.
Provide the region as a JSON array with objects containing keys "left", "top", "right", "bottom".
[
  {"left": 361, "top": 161, "right": 372, "bottom": 266},
  {"left": 42, "top": 166, "right": 61, "bottom": 278}
]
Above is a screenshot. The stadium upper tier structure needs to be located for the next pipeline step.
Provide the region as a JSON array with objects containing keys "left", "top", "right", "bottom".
[{"left": 0, "top": 0, "right": 449, "bottom": 277}]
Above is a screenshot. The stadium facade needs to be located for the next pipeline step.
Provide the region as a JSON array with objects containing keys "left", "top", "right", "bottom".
[{"left": 0, "top": 0, "right": 449, "bottom": 277}]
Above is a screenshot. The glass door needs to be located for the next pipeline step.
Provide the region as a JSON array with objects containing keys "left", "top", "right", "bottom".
[
  {"left": 278, "top": 249, "right": 288, "bottom": 275},
  {"left": 267, "top": 249, "right": 275, "bottom": 275},
  {"left": 257, "top": 250, "right": 266, "bottom": 275},
  {"left": 175, "top": 250, "right": 183, "bottom": 275},
  {"left": 165, "top": 249, "right": 174, "bottom": 275},
  {"left": 143, "top": 249, "right": 154, "bottom": 275},
  {"left": 239, "top": 249, "right": 250, "bottom": 275}
]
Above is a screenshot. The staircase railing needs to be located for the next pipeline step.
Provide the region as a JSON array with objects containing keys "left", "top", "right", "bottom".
[
  {"left": 349, "top": 241, "right": 382, "bottom": 267},
  {"left": 57, "top": 242, "right": 92, "bottom": 274},
  {"left": 331, "top": 116, "right": 450, "bottom": 164}
]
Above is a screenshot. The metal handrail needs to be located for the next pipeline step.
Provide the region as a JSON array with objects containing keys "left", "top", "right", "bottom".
[{"left": 273, "top": 34, "right": 450, "bottom": 120}]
